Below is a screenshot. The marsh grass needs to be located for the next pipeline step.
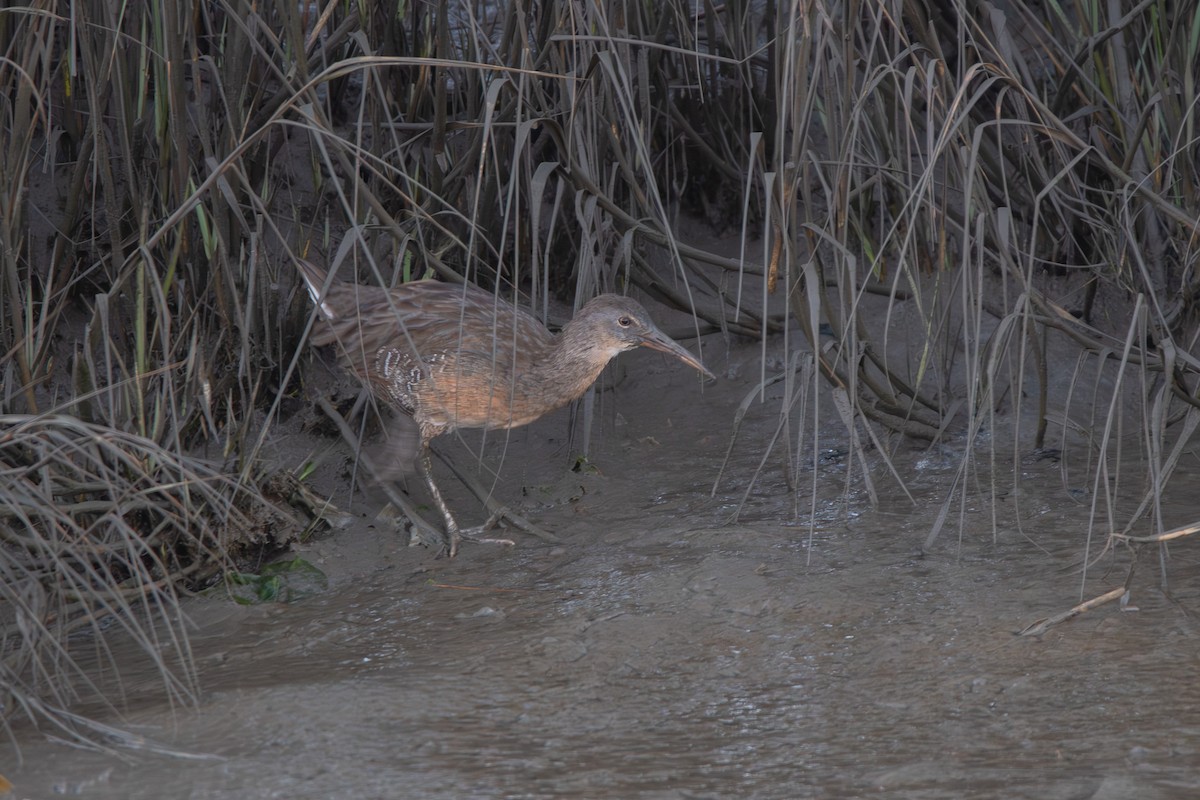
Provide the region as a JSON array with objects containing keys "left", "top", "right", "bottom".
[
  {"left": 1, "top": 0, "right": 1197, "bottom": 749},
  {"left": 0, "top": 412, "right": 267, "bottom": 751}
]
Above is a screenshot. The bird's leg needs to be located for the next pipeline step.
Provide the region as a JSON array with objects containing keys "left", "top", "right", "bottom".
[
  {"left": 419, "top": 446, "right": 462, "bottom": 557},
  {"left": 420, "top": 446, "right": 517, "bottom": 556},
  {"left": 435, "top": 450, "right": 561, "bottom": 545}
]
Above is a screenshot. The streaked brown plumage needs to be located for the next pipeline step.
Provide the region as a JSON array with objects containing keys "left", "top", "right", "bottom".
[{"left": 298, "top": 258, "right": 714, "bottom": 556}]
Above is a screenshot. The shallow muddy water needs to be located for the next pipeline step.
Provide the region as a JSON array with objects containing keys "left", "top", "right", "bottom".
[{"left": 7, "top": 343, "right": 1200, "bottom": 799}]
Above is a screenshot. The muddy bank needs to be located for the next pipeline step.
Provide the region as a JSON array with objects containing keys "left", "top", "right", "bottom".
[{"left": 7, "top": 338, "right": 1200, "bottom": 799}]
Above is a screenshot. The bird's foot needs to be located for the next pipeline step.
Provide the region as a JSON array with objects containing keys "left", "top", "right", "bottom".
[
  {"left": 378, "top": 503, "right": 530, "bottom": 558},
  {"left": 444, "top": 511, "right": 514, "bottom": 556},
  {"left": 457, "top": 528, "right": 517, "bottom": 550},
  {"left": 434, "top": 452, "right": 562, "bottom": 545}
]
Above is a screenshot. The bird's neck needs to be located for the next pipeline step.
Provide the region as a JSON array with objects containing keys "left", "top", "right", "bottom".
[{"left": 518, "top": 322, "right": 616, "bottom": 418}]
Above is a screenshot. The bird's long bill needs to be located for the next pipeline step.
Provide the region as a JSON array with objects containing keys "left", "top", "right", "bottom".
[{"left": 639, "top": 328, "right": 716, "bottom": 379}]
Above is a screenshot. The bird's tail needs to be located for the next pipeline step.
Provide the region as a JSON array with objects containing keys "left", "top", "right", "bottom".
[{"left": 296, "top": 259, "right": 337, "bottom": 320}]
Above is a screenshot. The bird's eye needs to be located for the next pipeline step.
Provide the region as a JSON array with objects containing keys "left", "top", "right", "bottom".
[{"left": 618, "top": 316, "right": 633, "bottom": 327}]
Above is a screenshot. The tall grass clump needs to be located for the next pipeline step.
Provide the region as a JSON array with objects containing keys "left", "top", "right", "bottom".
[
  {"left": 0, "top": 1, "right": 298, "bottom": 747},
  {"left": 1, "top": 0, "right": 1198, "bottom": 748},
  {"left": 704, "top": 1, "right": 1200, "bottom": 569},
  {"left": 0, "top": 414, "right": 264, "bottom": 750}
]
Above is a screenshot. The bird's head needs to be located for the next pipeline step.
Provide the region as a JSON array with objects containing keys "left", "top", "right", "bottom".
[{"left": 571, "top": 295, "right": 715, "bottom": 379}]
